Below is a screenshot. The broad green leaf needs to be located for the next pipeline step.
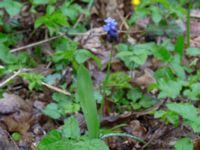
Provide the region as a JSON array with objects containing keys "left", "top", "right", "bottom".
[
  {"left": 170, "top": 55, "right": 186, "bottom": 80},
  {"left": 154, "top": 110, "right": 179, "bottom": 126},
  {"left": 174, "top": 138, "right": 193, "bottom": 150},
  {"left": 73, "top": 139, "right": 109, "bottom": 150},
  {"left": 151, "top": 46, "right": 171, "bottom": 62},
  {"left": 127, "top": 88, "right": 142, "bottom": 102},
  {"left": 11, "top": 132, "right": 22, "bottom": 141},
  {"left": 167, "top": 103, "right": 198, "bottom": 121},
  {"left": 77, "top": 65, "right": 100, "bottom": 138},
  {"left": 158, "top": 79, "right": 183, "bottom": 99},
  {"left": 186, "top": 47, "right": 200, "bottom": 56},
  {"left": 75, "top": 49, "right": 101, "bottom": 68},
  {"left": 183, "top": 83, "right": 200, "bottom": 100},
  {"left": 0, "top": 45, "right": 13, "bottom": 64},
  {"left": 154, "top": 67, "right": 174, "bottom": 81},
  {"left": 20, "top": 73, "right": 44, "bottom": 91},
  {"left": 43, "top": 103, "right": 61, "bottom": 119},
  {"left": 0, "top": 0, "right": 22, "bottom": 17},
  {"left": 116, "top": 43, "right": 129, "bottom": 52},
  {"left": 62, "top": 117, "right": 80, "bottom": 139},
  {"left": 35, "top": 11, "right": 69, "bottom": 35},
  {"left": 151, "top": 6, "right": 162, "bottom": 24},
  {"left": 37, "top": 130, "right": 74, "bottom": 150},
  {"left": 139, "top": 94, "right": 154, "bottom": 108}
]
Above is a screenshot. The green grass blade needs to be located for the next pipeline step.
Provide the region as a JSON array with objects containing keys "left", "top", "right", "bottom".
[{"left": 77, "top": 65, "right": 100, "bottom": 138}]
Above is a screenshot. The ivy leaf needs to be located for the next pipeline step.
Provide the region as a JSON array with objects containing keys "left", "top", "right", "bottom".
[
  {"left": 174, "top": 138, "right": 193, "bottom": 150},
  {"left": 0, "top": 0, "right": 22, "bottom": 17}
]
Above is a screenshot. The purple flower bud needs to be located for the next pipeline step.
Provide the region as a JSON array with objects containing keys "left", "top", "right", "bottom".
[{"left": 103, "top": 17, "right": 118, "bottom": 40}]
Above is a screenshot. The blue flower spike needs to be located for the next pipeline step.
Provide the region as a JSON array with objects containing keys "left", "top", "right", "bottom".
[{"left": 103, "top": 17, "right": 118, "bottom": 41}]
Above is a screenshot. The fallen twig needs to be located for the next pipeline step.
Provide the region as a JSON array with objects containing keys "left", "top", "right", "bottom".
[
  {"left": 0, "top": 69, "right": 22, "bottom": 88},
  {"left": 0, "top": 69, "right": 71, "bottom": 96},
  {"left": 41, "top": 82, "right": 71, "bottom": 96},
  {"left": 11, "top": 34, "right": 64, "bottom": 53},
  {"left": 101, "top": 133, "right": 145, "bottom": 144}
]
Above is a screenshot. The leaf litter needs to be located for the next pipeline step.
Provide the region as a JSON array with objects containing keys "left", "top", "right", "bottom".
[{"left": 0, "top": 0, "right": 200, "bottom": 150}]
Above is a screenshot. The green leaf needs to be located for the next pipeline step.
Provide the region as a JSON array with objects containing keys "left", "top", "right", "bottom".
[
  {"left": 77, "top": 65, "right": 100, "bottom": 138},
  {"left": 107, "top": 72, "right": 131, "bottom": 89},
  {"left": 35, "top": 11, "right": 69, "bottom": 35},
  {"left": 167, "top": 103, "right": 198, "bottom": 121},
  {"left": 31, "top": 0, "right": 56, "bottom": 5},
  {"left": 127, "top": 88, "right": 142, "bottom": 102},
  {"left": 158, "top": 79, "right": 183, "bottom": 99},
  {"left": 43, "top": 103, "right": 61, "bottom": 119},
  {"left": 151, "top": 45, "right": 171, "bottom": 62},
  {"left": 139, "top": 94, "right": 154, "bottom": 108},
  {"left": 62, "top": 117, "right": 80, "bottom": 139},
  {"left": 175, "top": 35, "right": 184, "bottom": 57},
  {"left": 186, "top": 47, "right": 200, "bottom": 56},
  {"left": 75, "top": 49, "right": 101, "bottom": 68},
  {"left": 73, "top": 139, "right": 109, "bottom": 150},
  {"left": 37, "top": 130, "right": 74, "bottom": 150},
  {"left": 0, "top": 0, "right": 22, "bottom": 17},
  {"left": 183, "top": 83, "right": 200, "bottom": 100},
  {"left": 174, "top": 138, "right": 193, "bottom": 150},
  {"left": 151, "top": 6, "right": 162, "bottom": 24},
  {"left": 11, "top": 132, "right": 22, "bottom": 141},
  {"left": 44, "top": 73, "right": 62, "bottom": 85},
  {"left": 20, "top": 73, "right": 44, "bottom": 91},
  {"left": 170, "top": 55, "right": 186, "bottom": 80}
]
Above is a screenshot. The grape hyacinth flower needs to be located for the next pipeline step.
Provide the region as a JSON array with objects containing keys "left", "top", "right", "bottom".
[{"left": 103, "top": 17, "right": 118, "bottom": 41}]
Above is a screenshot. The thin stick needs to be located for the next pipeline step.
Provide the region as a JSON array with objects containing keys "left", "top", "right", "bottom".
[
  {"left": 0, "top": 69, "right": 71, "bottom": 96},
  {"left": 10, "top": 30, "right": 142, "bottom": 53},
  {"left": 0, "top": 69, "right": 22, "bottom": 88},
  {"left": 101, "top": 133, "right": 145, "bottom": 144},
  {"left": 11, "top": 34, "right": 64, "bottom": 53},
  {"left": 41, "top": 82, "right": 71, "bottom": 96}
]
